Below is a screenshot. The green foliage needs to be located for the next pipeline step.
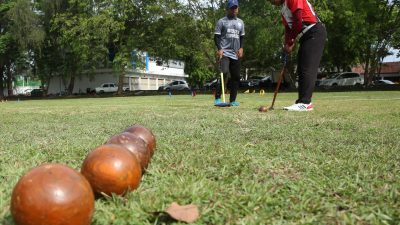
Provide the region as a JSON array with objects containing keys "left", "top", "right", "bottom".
[
  {"left": 43, "top": 0, "right": 122, "bottom": 93},
  {"left": 0, "top": 0, "right": 45, "bottom": 96},
  {"left": 6, "top": 0, "right": 45, "bottom": 50},
  {"left": 1, "top": 0, "right": 400, "bottom": 92},
  {"left": 239, "top": 1, "right": 283, "bottom": 72},
  {"left": 0, "top": 1, "right": 16, "bottom": 57},
  {"left": 0, "top": 33, "right": 12, "bottom": 55}
]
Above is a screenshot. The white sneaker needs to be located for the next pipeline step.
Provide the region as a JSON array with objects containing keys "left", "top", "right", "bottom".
[{"left": 283, "top": 103, "right": 314, "bottom": 111}]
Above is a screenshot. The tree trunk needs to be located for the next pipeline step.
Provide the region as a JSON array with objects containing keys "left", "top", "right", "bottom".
[
  {"left": 366, "top": 40, "right": 386, "bottom": 86},
  {"left": 378, "top": 61, "right": 383, "bottom": 78},
  {"left": 67, "top": 74, "right": 75, "bottom": 95},
  {"left": 0, "top": 65, "right": 4, "bottom": 100},
  {"left": 6, "top": 64, "right": 13, "bottom": 96},
  {"left": 368, "top": 58, "right": 378, "bottom": 85},
  {"left": 117, "top": 70, "right": 125, "bottom": 95},
  {"left": 364, "top": 47, "right": 371, "bottom": 86},
  {"left": 45, "top": 76, "right": 51, "bottom": 95}
]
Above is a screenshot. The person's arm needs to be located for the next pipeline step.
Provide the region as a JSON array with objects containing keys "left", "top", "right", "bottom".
[
  {"left": 284, "top": 25, "right": 292, "bottom": 46},
  {"left": 285, "top": 9, "right": 303, "bottom": 46},
  {"left": 214, "top": 34, "right": 224, "bottom": 58},
  {"left": 237, "top": 35, "right": 244, "bottom": 58},
  {"left": 237, "top": 21, "right": 245, "bottom": 58},
  {"left": 214, "top": 19, "right": 224, "bottom": 58},
  {"left": 214, "top": 34, "right": 222, "bottom": 50}
]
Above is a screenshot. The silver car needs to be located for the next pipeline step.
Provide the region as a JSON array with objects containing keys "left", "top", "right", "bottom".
[
  {"left": 319, "top": 72, "right": 364, "bottom": 87},
  {"left": 159, "top": 80, "right": 190, "bottom": 91}
]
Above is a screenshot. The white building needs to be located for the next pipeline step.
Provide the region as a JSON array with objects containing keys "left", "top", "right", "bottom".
[
  {"left": 128, "top": 54, "right": 188, "bottom": 91},
  {"left": 2, "top": 75, "right": 40, "bottom": 96},
  {"left": 47, "top": 52, "right": 188, "bottom": 95}
]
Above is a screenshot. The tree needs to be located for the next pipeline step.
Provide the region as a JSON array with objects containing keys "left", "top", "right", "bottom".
[
  {"left": 357, "top": 0, "right": 400, "bottom": 85},
  {"left": 3, "top": 0, "right": 399, "bottom": 96},
  {"left": 313, "top": 0, "right": 400, "bottom": 84},
  {"left": 97, "top": 0, "right": 168, "bottom": 95},
  {"left": 48, "top": 0, "right": 119, "bottom": 95},
  {"left": 33, "top": 0, "right": 67, "bottom": 94},
  {"left": 0, "top": 0, "right": 44, "bottom": 99}
]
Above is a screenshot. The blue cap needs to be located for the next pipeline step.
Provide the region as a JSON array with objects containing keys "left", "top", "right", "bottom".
[{"left": 227, "top": 0, "right": 238, "bottom": 8}]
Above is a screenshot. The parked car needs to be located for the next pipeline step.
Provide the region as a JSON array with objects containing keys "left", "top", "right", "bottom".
[
  {"left": 319, "top": 72, "right": 364, "bottom": 87},
  {"left": 258, "top": 76, "right": 274, "bottom": 88},
  {"left": 245, "top": 76, "right": 267, "bottom": 87},
  {"left": 257, "top": 76, "right": 291, "bottom": 89},
  {"left": 158, "top": 80, "right": 190, "bottom": 91},
  {"left": 239, "top": 79, "right": 254, "bottom": 88},
  {"left": 203, "top": 79, "right": 218, "bottom": 90},
  {"left": 30, "top": 89, "right": 44, "bottom": 97},
  {"left": 24, "top": 89, "right": 33, "bottom": 96},
  {"left": 374, "top": 79, "right": 395, "bottom": 85},
  {"left": 95, "top": 83, "right": 129, "bottom": 94}
]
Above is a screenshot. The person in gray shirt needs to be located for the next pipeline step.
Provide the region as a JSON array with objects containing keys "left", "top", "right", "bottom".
[{"left": 214, "top": 0, "right": 245, "bottom": 106}]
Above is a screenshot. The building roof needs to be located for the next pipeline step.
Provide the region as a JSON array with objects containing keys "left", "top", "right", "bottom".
[
  {"left": 353, "top": 61, "right": 400, "bottom": 75},
  {"left": 380, "top": 62, "right": 400, "bottom": 74}
]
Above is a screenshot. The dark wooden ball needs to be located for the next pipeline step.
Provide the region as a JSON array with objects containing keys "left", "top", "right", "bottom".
[
  {"left": 124, "top": 125, "right": 156, "bottom": 156},
  {"left": 11, "top": 164, "right": 95, "bottom": 225},
  {"left": 258, "top": 106, "right": 269, "bottom": 112},
  {"left": 106, "top": 132, "right": 151, "bottom": 170},
  {"left": 81, "top": 144, "right": 142, "bottom": 196}
]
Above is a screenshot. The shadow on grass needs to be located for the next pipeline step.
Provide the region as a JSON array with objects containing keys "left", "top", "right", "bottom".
[{"left": 148, "top": 212, "right": 179, "bottom": 225}]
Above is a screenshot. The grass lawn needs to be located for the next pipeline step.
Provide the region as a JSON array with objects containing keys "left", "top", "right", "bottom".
[{"left": 0, "top": 91, "right": 399, "bottom": 225}]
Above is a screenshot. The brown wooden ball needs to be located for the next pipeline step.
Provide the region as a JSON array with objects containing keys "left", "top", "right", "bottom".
[
  {"left": 81, "top": 144, "right": 142, "bottom": 196},
  {"left": 11, "top": 164, "right": 95, "bottom": 225},
  {"left": 258, "top": 106, "right": 269, "bottom": 112},
  {"left": 106, "top": 132, "right": 151, "bottom": 170},
  {"left": 124, "top": 125, "right": 156, "bottom": 156}
]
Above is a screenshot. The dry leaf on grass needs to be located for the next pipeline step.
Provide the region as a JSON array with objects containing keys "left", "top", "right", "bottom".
[{"left": 165, "top": 202, "right": 200, "bottom": 223}]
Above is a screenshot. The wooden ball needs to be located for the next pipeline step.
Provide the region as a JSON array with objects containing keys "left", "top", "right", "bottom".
[
  {"left": 11, "top": 164, "right": 94, "bottom": 225},
  {"left": 81, "top": 144, "right": 142, "bottom": 196},
  {"left": 106, "top": 132, "right": 151, "bottom": 170},
  {"left": 124, "top": 125, "right": 156, "bottom": 156},
  {"left": 258, "top": 106, "right": 269, "bottom": 112}
]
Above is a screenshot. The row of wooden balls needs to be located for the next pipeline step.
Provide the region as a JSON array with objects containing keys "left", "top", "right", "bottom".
[{"left": 10, "top": 125, "right": 156, "bottom": 225}]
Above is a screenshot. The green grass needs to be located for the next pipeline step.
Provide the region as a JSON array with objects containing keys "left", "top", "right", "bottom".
[{"left": 0, "top": 91, "right": 399, "bottom": 225}]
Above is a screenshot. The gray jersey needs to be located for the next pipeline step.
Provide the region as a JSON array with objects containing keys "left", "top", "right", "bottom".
[{"left": 215, "top": 16, "right": 245, "bottom": 60}]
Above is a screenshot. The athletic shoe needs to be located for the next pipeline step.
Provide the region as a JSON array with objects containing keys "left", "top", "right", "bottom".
[
  {"left": 230, "top": 101, "right": 240, "bottom": 106},
  {"left": 214, "top": 98, "right": 221, "bottom": 105},
  {"left": 283, "top": 103, "right": 313, "bottom": 111}
]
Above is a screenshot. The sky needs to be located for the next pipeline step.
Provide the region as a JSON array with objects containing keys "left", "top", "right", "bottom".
[{"left": 383, "top": 49, "right": 400, "bottom": 62}]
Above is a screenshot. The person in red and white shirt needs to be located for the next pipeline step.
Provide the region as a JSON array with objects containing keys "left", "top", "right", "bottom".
[{"left": 269, "top": 0, "right": 327, "bottom": 111}]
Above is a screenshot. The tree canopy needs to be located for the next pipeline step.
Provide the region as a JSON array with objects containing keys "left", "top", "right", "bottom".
[{"left": 1, "top": 0, "right": 399, "bottom": 98}]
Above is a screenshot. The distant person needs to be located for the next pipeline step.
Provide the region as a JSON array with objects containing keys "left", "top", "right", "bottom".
[
  {"left": 268, "top": 0, "right": 327, "bottom": 111},
  {"left": 214, "top": 0, "right": 245, "bottom": 106}
]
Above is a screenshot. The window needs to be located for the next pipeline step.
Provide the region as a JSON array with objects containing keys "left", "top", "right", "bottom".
[
  {"left": 336, "top": 75, "right": 344, "bottom": 79},
  {"left": 349, "top": 73, "right": 360, "bottom": 78},
  {"left": 342, "top": 73, "right": 359, "bottom": 78},
  {"left": 340, "top": 74, "right": 351, "bottom": 79}
]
